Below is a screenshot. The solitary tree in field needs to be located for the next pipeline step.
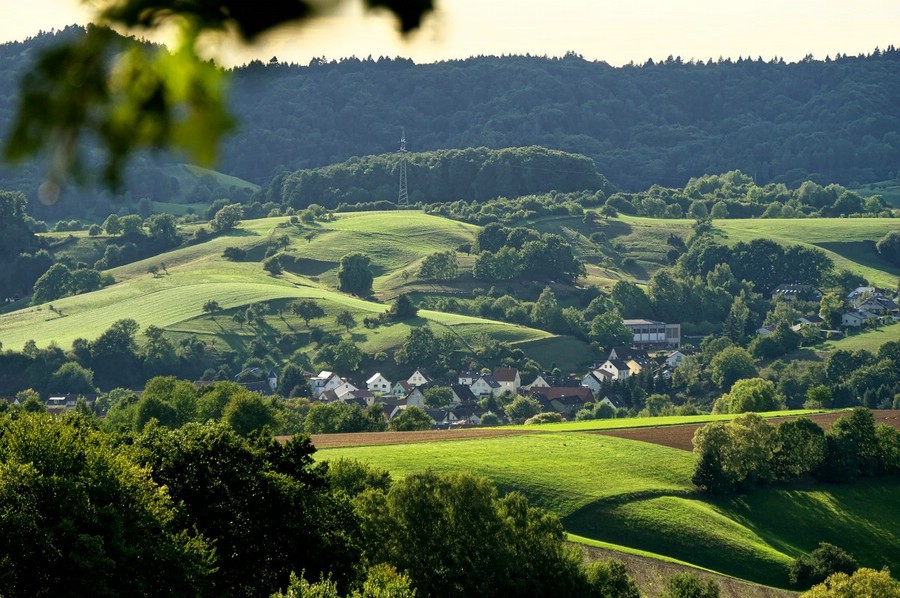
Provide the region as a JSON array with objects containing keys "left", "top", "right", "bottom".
[
  {"left": 291, "top": 300, "right": 325, "bottom": 327},
  {"left": 338, "top": 252, "right": 374, "bottom": 296},
  {"left": 232, "top": 311, "right": 246, "bottom": 330},
  {"left": 336, "top": 310, "right": 356, "bottom": 331},
  {"left": 202, "top": 299, "right": 221, "bottom": 317}
]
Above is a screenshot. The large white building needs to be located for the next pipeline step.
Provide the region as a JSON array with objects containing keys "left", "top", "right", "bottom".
[{"left": 622, "top": 319, "right": 681, "bottom": 348}]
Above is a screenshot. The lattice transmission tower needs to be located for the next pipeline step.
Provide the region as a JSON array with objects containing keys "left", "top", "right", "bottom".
[{"left": 397, "top": 128, "right": 409, "bottom": 206}]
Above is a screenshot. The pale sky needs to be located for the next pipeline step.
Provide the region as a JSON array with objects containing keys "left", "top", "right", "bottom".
[{"left": 1, "top": 0, "right": 899, "bottom": 66}]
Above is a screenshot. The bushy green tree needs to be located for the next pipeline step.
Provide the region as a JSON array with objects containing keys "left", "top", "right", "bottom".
[
  {"left": 713, "top": 377, "right": 781, "bottom": 414},
  {"left": 709, "top": 346, "right": 757, "bottom": 390},
  {"left": 210, "top": 203, "right": 243, "bottom": 232},
  {"left": 0, "top": 413, "right": 214, "bottom": 596},
  {"left": 505, "top": 395, "right": 542, "bottom": 424},
  {"left": 338, "top": 252, "right": 374, "bottom": 295},
  {"left": 790, "top": 542, "right": 859, "bottom": 588},
  {"left": 418, "top": 250, "right": 458, "bottom": 280},
  {"left": 582, "top": 559, "right": 640, "bottom": 598},
  {"left": 353, "top": 471, "right": 591, "bottom": 597},
  {"left": 692, "top": 414, "right": 777, "bottom": 492},
  {"left": 223, "top": 391, "right": 278, "bottom": 436},
  {"left": 133, "top": 423, "right": 358, "bottom": 595},
  {"left": 292, "top": 299, "right": 326, "bottom": 327},
  {"left": 800, "top": 568, "right": 900, "bottom": 598},
  {"left": 389, "top": 406, "right": 432, "bottom": 431},
  {"left": 773, "top": 417, "right": 827, "bottom": 481}
]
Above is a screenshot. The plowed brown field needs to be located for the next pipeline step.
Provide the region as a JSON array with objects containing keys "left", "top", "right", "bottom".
[{"left": 593, "top": 410, "right": 900, "bottom": 451}]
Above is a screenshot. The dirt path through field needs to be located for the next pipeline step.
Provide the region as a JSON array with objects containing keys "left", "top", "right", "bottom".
[{"left": 593, "top": 410, "right": 900, "bottom": 451}]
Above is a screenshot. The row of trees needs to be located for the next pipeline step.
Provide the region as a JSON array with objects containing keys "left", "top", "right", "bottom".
[
  {"left": 609, "top": 171, "right": 895, "bottom": 219},
  {"left": 692, "top": 409, "right": 899, "bottom": 493}
]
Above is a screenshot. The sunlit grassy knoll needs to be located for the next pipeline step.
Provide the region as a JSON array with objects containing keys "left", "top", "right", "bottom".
[
  {"left": 818, "top": 320, "right": 900, "bottom": 352},
  {"left": 713, "top": 217, "right": 900, "bottom": 287},
  {"left": 318, "top": 429, "right": 898, "bottom": 588},
  {"left": 318, "top": 432, "right": 694, "bottom": 516},
  {"left": 605, "top": 215, "right": 899, "bottom": 287},
  {"left": 566, "top": 478, "right": 900, "bottom": 587}
]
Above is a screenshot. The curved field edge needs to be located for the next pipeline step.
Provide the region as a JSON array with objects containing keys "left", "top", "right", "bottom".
[
  {"left": 316, "top": 431, "right": 899, "bottom": 588},
  {"left": 612, "top": 215, "right": 899, "bottom": 287}
]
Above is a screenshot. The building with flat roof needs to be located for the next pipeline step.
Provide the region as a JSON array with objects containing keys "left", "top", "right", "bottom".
[{"left": 622, "top": 319, "right": 681, "bottom": 348}]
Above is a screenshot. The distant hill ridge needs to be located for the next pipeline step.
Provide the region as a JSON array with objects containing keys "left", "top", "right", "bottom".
[
  {"left": 1, "top": 28, "right": 899, "bottom": 210},
  {"left": 259, "top": 146, "right": 616, "bottom": 208}
]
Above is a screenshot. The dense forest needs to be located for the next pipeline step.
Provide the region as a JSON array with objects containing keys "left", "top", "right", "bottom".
[
  {"left": 260, "top": 146, "right": 615, "bottom": 207},
  {"left": 2, "top": 28, "right": 900, "bottom": 217}
]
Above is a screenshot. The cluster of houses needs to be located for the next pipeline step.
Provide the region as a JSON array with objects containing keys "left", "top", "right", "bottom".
[
  {"left": 759, "top": 285, "right": 900, "bottom": 336},
  {"left": 308, "top": 345, "right": 688, "bottom": 428},
  {"left": 841, "top": 287, "right": 900, "bottom": 327}
]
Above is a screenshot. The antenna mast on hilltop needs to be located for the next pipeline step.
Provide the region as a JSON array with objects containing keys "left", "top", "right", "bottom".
[{"left": 397, "top": 128, "right": 409, "bottom": 206}]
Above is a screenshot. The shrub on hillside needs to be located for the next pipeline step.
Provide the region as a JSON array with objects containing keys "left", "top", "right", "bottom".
[
  {"left": 659, "top": 572, "right": 720, "bottom": 598},
  {"left": 790, "top": 543, "right": 859, "bottom": 588}
]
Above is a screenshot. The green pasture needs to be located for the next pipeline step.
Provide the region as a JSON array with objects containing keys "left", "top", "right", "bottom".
[
  {"left": 853, "top": 180, "right": 900, "bottom": 208},
  {"left": 713, "top": 217, "right": 900, "bottom": 287},
  {"left": 602, "top": 215, "right": 899, "bottom": 286},
  {"left": 0, "top": 214, "right": 556, "bottom": 361},
  {"left": 317, "top": 429, "right": 899, "bottom": 587},
  {"left": 818, "top": 320, "right": 900, "bottom": 352}
]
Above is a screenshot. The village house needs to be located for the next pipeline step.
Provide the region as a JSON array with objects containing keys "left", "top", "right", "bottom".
[
  {"left": 450, "top": 384, "right": 477, "bottom": 405},
  {"left": 492, "top": 367, "right": 521, "bottom": 394},
  {"left": 529, "top": 387, "right": 594, "bottom": 419},
  {"left": 597, "top": 395, "right": 627, "bottom": 411},
  {"left": 341, "top": 389, "right": 377, "bottom": 407},
  {"left": 469, "top": 374, "right": 501, "bottom": 398},
  {"left": 855, "top": 295, "right": 899, "bottom": 314},
  {"left": 665, "top": 350, "right": 687, "bottom": 368},
  {"left": 391, "top": 380, "right": 414, "bottom": 398},
  {"left": 407, "top": 368, "right": 434, "bottom": 387},
  {"left": 402, "top": 386, "right": 427, "bottom": 409},
  {"left": 310, "top": 371, "right": 343, "bottom": 397},
  {"left": 332, "top": 380, "right": 359, "bottom": 400},
  {"left": 581, "top": 368, "right": 613, "bottom": 394},
  {"left": 366, "top": 373, "right": 392, "bottom": 394},
  {"left": 770, "top": 283, "right": 824, "bottom": 302},
  {"left": 597, "top": 359, "right": 631, "bottom": 381},
  {"left": 842, "top": 310, "right": 874, "bottom": 327},
  {"left": 457, "top": 370, "right": 481, "bottom": 386},
  {"left": 522, "top": 373, "right": 553, "bottom": 390},
  {"left": 447, "top": 402, "right": 487, "bottom": 425}
]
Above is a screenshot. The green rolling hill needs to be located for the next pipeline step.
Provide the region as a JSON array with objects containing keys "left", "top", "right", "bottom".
[{"left": 317, "top": 427, "right": 900, "bottom": 588}]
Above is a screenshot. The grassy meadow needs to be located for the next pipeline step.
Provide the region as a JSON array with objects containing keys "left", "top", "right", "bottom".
[
  {"left": 317, "top": 427, "right": 900, "bottom": 587},
  {"left": 3, "top": 213, "right": 592, "bottom": 367},
  {"left": 818, "top": 320, "right": 900, "bottom": 352}
]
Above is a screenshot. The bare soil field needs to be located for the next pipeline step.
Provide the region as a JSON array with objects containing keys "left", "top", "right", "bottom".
[
  {"left": 286, "top": 428, "right": 532, "bottom": 449},
  {"left": 593, "top": 410, "right": 900, "bottom": 452}
]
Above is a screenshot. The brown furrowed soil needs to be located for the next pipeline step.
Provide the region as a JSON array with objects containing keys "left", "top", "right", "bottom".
[
  {"left": 281, "top": 428, "right": 533, "bottom": 449},
  {"left": 593, "top": 410, "right": 900, "bottom": 452}
]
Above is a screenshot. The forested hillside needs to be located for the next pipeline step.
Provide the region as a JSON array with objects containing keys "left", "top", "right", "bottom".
[
  {"left": 2, "top": 28, "right": 900, "bottom": 216},
  {"left": 260, "top": 146, "right": 615, "bottom": 207},
  {"left": 223, "top": 47, "right": 900, "bottom": 190}
]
